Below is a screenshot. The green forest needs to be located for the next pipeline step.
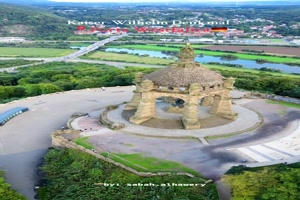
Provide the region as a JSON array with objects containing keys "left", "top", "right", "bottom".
[
  {"left": 217, "top": 69, "right": 300, "bottom": 98},
  {"left": 223, "top": 163, "right": 300, "bottom": 200},
  {"left": 0, "top": 62, "right": 299, "bottom": 103},
  {"left": 0, "top": 59, "right": 38, "bottom": 68},
  {"left": 0, "top": 4, "right": 73, "bottom": 40},
  {"left": 38, "top": 148, "right": 218, "bottom": 200},
  {"left": 0, "top": 62, "right": 155, "bottom": 103}
]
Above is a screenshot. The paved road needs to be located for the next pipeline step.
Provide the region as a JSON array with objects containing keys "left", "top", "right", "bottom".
[
  {"left": 0, "top": 34, "right": 127, "bottom": 73},
  {"left": 58, "top": 34, "right": 127, "bottom": 61}
]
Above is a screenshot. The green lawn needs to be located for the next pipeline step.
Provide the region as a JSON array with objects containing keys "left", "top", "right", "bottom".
[
  {"left": 267, "top": 100, "right": 300, "bottom": 109},
  {"left": 74, "top": 136, "right": 202, "bottom": 177},
  {"left": 74, "top": 137, "right": 94, "bottom": 150},
  {"left": 266, "top": 39, "right": 284, "bottom": 42},
  {"left": 84, "top": 51, "right": 172, "bottom": 65},
  {"left": 101, "top": 152, "right": 202, "bottom": 177},
  {"left": 0, "top": 47, "right": 75, "bottom": 57},
  {"left": 110, "top": 44, "right": 300, "bottom": 64}
]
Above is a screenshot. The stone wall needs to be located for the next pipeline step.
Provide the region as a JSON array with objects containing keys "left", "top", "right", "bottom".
[
  {"left": 51, "top": 130, "right": 196, "bottom": 178},
  {"left": 99, "top": 105, "right": 125, "bottom": 130},
  {"left": 67, "top": 112, "right": 87, "bottom": 129}
]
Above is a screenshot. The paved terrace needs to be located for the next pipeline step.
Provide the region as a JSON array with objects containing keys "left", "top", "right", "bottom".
[
  {"left": 227, "top": 120, "right": 300, "bottom": 166},
  {"left": 106, "top": 103, "right": 261, "bottom": 138}
]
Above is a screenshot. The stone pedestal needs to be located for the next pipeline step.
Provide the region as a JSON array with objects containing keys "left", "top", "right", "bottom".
[
  {"left": 210, "top": 78, "right": 238, "bottom": 120},
  {"left": 124, "top": 90, "right": 141, "bottom": 110},
  {"left": 129, "top": 93, "right": 156, "bottom": 124},
  {"left": 124, "top": 72, "right": 144, "bottom": 110},
  {"left": 130, "top": 80, "right": 156, "bottom": 124},
  {"left": 182, "top": 103, "right": 201, "bottom": 129},
  {"left": 181, "top": 88, "right": 200, "bottom": 129},
  {"left": 210, "top": 95, "right": 237, "bottom": 120}
]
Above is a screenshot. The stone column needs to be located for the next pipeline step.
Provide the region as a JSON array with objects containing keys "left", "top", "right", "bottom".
[
  {"left": 210, "top": 78, "right": 237, "bottom": 120},
  {"left": 130, "top": 79, "right": 156, "bottom": 124},
  {"left": 201, "top": 95, "right": 214, "bottom": 106},
  {"left": 124, "top": 72, "right": 144, "bottom": 110},
  {"left": 181, "top": 83, "right": 201, "bottom": 129}
]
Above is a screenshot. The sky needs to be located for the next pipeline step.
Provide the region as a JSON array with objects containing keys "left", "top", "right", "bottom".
[{"left": 49, "top": 0, "right": 287, "bottom": 2}]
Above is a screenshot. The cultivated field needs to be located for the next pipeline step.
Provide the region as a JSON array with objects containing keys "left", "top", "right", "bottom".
[
  {"left": 0, "top": 47, "right": 75, "bottom": 57},
  {"left": 84, "top": 51, "right": 172, "bottom": 65},
  {"left": 203, "top": 45, "right": 300, "bottom": 56}
]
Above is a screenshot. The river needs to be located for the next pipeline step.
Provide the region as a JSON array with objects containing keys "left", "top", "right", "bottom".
[{"left": 105, "top": 48, "right": 300, "bottom": 74}]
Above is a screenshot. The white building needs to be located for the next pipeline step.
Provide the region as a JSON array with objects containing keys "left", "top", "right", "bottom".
[
  {"left": 188, "top": 38, "right": 215, "bottom": 43},
  {"left": 0, "top": 37, "right": 26, "bottom": 43}
]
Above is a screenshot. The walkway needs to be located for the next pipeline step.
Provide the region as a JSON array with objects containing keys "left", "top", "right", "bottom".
[
  {"left": 227, "top": 120, "right": 300, "bottom": 165},
  {"left": 106, "top": 104, "right": 261, "bottom": 138}
]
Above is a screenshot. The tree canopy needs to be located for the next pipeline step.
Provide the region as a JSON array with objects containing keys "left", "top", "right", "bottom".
[{"left": 223, "top": 163, "right": 300, "bottom": 200}]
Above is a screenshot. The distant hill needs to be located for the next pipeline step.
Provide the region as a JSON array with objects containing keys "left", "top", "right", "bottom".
[
  {"left": 0, "top": 3, "right": 73, "bottom": 40},
  {"left": 0, "top": 0, "right": 49, "bottom": 4}
]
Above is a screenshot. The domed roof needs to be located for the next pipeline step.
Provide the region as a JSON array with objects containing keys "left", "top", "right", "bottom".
[{"left": 142, "top": 44, "right": 224, "bottom": 87}]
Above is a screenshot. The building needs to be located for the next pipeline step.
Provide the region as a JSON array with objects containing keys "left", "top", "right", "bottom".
[
  {"left": 0, "top": 37, "right": 25, "bottom": 43},
  {"left": 124, "top": 44, "right": 237, "bottom": 130},
  {"left": 187, "top": 38, "right": 215, "bottom": 43}
]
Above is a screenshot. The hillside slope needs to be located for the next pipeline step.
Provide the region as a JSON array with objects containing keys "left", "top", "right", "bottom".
[{"left": 0, "top": 3, "right": 73, "bottom": 39}]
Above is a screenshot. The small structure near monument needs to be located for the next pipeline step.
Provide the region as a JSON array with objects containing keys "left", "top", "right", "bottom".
[{"left": 124, "top": 44, "right": 237, "bottom": 129}]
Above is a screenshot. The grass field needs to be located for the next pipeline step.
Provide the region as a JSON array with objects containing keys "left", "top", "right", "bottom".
[
  {"left": 0, "top": 47, "right": 75, "bottom": 57},
  {"left": 162, "top": 44, "right": 209, "bottom": 48},
  {"left": 205, "top": 64, "right": 300, "bottom": 78},
  {"left": 266, "top": 39, "right": 284, "bottom": 42},
  {"left": 84, "top": 51, "right": 172, "bottom": 65},
  {"left": 74, "top": 136, "right": 201, "bottom": 176},
  {"left": 69, "top": 42, "right": 93, "bottom": 47},
  {"left": 101, "top": 152, "right": 202, "bottom": 177},
  {"left": 110, "top": 44, "right": 300, "bottom": 64},
  {"left": 267, "top": 100, "right": 300, "bottom": 109},
  {"left": 74, "top": 137, "right": 94, "bottom": 150}
]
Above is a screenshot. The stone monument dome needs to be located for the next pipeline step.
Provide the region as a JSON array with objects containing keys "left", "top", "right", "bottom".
[
  {"left": 143, "top": 43, "right": 223, "bottom": 87},
  {"left": 124, "top": 44, "right": 237, "bottom": 130}
]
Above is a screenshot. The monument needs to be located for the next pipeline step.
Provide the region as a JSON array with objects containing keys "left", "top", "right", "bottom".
[{"left": 124, "top": 44, "right": 237, "bottom": 129}]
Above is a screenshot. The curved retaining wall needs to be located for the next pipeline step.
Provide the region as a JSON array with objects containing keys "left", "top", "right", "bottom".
[{"left": 99, "top": 105, "right": 125, "bottom": 130}]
